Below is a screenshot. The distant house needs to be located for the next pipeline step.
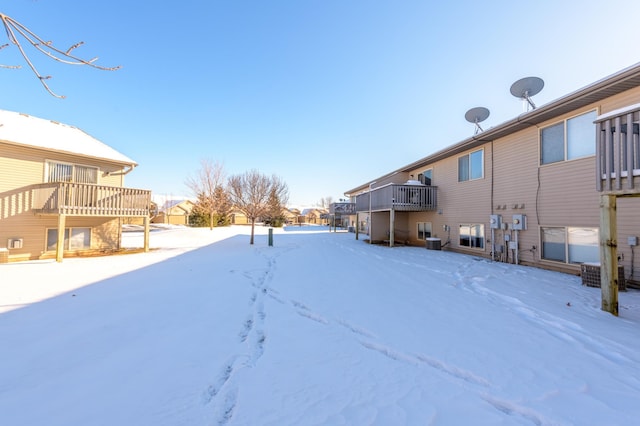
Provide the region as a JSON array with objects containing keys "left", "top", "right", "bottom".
[
  {"left": 230, "top": 209, "right": 249, "bottom": 225},
  {"left": 0, "top": 110, "right": 151, "bottom": 262},
  {"left": 152, "top": 199, "right": 194, "bottom": 225},
  {"left": 282, "top": 208, "right": 297, "bottom": 225},
  {"left": 301, "top": 208, "right": 329, "bottom": 225}
]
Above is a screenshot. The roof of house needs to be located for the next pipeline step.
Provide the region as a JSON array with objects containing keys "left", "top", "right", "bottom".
[
  {"left": 345, "top": 61, "right": 640, "bottom": 195},
  {"left": 159, "top": 199, "right": 194, "bottom": 213},
  {"left": 0, "top": 110, "right": 136, "bottom": 165}
]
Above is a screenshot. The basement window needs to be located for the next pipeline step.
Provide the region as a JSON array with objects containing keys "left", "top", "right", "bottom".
[
  {"left": 541, "top": 226, "right": 598, "bottom": 264},
  {"left": 46, "top": 227, "right": 91, "bottom": 251},
  {"left": 459, "top": 224, "right": 485, "bottom": 249},
  {"left": 417, "top": 222, "right": 432, "bottom": 240}
]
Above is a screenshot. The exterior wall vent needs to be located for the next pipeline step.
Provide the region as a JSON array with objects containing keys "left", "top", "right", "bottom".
[{"left": 8, "top": 238, "right": 23, "bottom": 249}]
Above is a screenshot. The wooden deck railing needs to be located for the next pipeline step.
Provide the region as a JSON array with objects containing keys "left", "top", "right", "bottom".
[
  {"left": 355, "top": 184, "right": 437, "bottom": 212},
  {"left": 596, "top": 105, "right": 640, "bottom": 192},
  {"left": 32, "top": 182, "right": 151, "bottom": 216}
]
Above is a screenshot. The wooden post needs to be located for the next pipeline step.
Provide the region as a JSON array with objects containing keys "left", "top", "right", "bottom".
[
  {"left": 355, "top": 213, "right": 359, "bottom": 240},
  {"left": 389, "top": 208, "right": 395, "bottom": 247},
  {"left": 143, "top": 215, "right": 150, "bottom": 253},
  {"left": 56, "top": 214, "right": 66, "bottom": 263},
  {"left": 599, "top": 194, "right": 618, "bottom": 316}
]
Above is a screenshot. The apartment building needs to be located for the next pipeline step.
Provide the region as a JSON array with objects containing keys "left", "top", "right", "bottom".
[{"left": 344, "top": 63, "right": 640, "bottom": 289}]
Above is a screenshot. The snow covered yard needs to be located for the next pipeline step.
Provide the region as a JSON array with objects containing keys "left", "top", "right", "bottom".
[{"left": 1, "top": 225, "right": 639, "bottom": 425}]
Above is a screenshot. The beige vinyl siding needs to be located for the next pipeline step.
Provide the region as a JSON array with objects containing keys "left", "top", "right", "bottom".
[
  {"left": 1, "top": 142, "right": 132, "bottom": 189},
  {"left": 381, "top": 172, "right": 411, "bottom": 186},
  {"left": 0, "top": 143, "right": 47, "bottom": 191},
  {"left": 1, "top": 213, "right": 120, "bottom": 261},
  {"left": 598, "top": 86, "right": 640, "bottom": 115},
  {"left": 434, "top": 145, "right": 492, "bottom": 253},
  {"left": 537, "top": 157, "right": 599, "bottom": 226},
  {"left": 406, "top": 211, "right": 437, "bottom": 244},
  {"left": 617, "top": 197, "right": 640, "bottom": 283},
  {"left": 1, "top": 141, "right": 135, "bottom": 261},
  {"left": 491, "top": 128, "right": 539, "bottom": 263}
]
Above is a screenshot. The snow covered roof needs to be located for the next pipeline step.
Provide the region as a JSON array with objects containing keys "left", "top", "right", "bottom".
[
  {"left": 0, "top": 110, "right": 136, "bottom": 165},
  {"left": 159, "top": 199, "right": 194, "bottom": 212}
]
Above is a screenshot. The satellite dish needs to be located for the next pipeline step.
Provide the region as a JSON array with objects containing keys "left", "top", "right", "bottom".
[
  {"left": 510, "top": 76, "right": 544, "bottom": 110},
  {"left": 465, "top": 107, "right": 490, "bottom": 134}
]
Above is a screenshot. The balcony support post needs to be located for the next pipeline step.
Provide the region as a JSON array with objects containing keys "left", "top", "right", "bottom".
[
  {"left": 143, "top": 215, "right": 150, "bottom": 253},
  {"left": 56, "top": 214, "right": 66, "bottom": 263},
  {"left": 389, "top": 206, "right": 395, "bottom": 247},
  {"left": 599, "top": 194, "right": 618, "bottom": 316}
]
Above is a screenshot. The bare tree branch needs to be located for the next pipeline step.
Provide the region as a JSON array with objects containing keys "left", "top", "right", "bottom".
[
  {"left": 0, "top": 13, "right": 120, "bottom": 98},
  {"left": 228, "top": 170, "right": 288, "bottom": 245}
]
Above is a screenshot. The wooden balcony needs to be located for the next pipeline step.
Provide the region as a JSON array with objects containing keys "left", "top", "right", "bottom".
[
  {"left": 31, "top": 182, "right": 151, "bottom": 217},
  {"left": 355, "top": 184, "right": 437, "bottom": 212},
  {"left": 329, "top": 202, "right": 356, "bottom": 215},
  {"left": 596, "top": 104, "right": 640, "bottom": 193}
]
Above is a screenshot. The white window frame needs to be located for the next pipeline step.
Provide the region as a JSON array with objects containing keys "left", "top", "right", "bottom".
[
  {"left": 459, "top": 224, "right": 485, "bottom": 249},
  {"left": 540, "top": 226, "right": 599, "bottom": 264},
  {"left": 540, "top": 109, "right": 597, "bottom": 165},
  {"left": 417, "top": 222, "right": 432, "bottom": 240},
  {"left": 46, "top": 227, "right": 92, "bottom": 251},
  {"left": 458, "top": 149, "right": 484, "bottom": 182},
  {"left": 45, "top": 160, "right": 99, "bottom": 184},
  {"left": 418, "top": 168, "right": 433, "bottom": 185}
]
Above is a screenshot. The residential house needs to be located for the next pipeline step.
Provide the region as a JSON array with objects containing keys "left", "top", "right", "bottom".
[
  {"left": 0, "top": 110, "right": 151, "bottom": 262},
  {"left": 344, "top": 63, "right": 640, "bottom": 291},
  {"left": 301, "top": 208, "right": 329, "bottom": 225},
  {"left": 152, "top": 199, "right": 194, "bottom": 225},
  {"left": 287, "top": 208, "right": 303, "bottom": 225},
  {"left": 230, "top": 209, "right": 249, "bottom": 225}
]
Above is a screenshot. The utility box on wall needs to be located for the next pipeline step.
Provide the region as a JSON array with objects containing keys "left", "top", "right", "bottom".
[
  {"left": 489, "top": 214, "right": 502, "bottom": 229},
  {"left": 512, "top": 214, "right": 527, "bottom": 231}
]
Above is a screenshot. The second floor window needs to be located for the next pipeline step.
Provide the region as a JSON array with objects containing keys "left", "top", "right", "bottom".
[
  {"left": 46, "top": 161, "right": 98, "bottom": 184},
  {"left": 418, "top": 169, "right": 433, "bottom": 185},
  {"left": 540, "top": 110, "right": 597, "bottom": 165},
  {"left": 458, "top": 149, "right": 483, "bottom": 182}
]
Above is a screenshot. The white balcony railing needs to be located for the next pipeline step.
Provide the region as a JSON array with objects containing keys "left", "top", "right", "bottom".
[
  {"left": 32, "top": 182, "right": 151, "bottom": 216},
  {"left": 596, "top": 104, "right": 640, "bottom": 192},
  {"left": 355, "top": 184, "right": 437, "bottom": 212}
]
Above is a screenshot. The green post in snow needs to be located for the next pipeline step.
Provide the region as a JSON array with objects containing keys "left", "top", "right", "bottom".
[{"left": 268, "top": 228, "right": 273, "bottom": 246}]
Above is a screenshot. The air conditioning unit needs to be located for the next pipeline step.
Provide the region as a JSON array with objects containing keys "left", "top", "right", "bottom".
[{"left": 8, "top": 238, "right": 23, "bottom": 249}]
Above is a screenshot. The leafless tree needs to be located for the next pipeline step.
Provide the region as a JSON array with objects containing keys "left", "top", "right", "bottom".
[
  {"left": 227, "top": 170, "right": 289, "bottom": 245},
  {"left": 0, "top": 13, "right": 120, "bottom": 98},
  {"left": 318, "top": 196, "right": 334, "bottom": 209},
  {"left": 185, "top": 159, "right": 227, "bottom": 230}
]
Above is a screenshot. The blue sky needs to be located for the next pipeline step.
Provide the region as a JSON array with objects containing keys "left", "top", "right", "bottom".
[{"left": 2, "top": 0, "right": 640, "bottom": 207}]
